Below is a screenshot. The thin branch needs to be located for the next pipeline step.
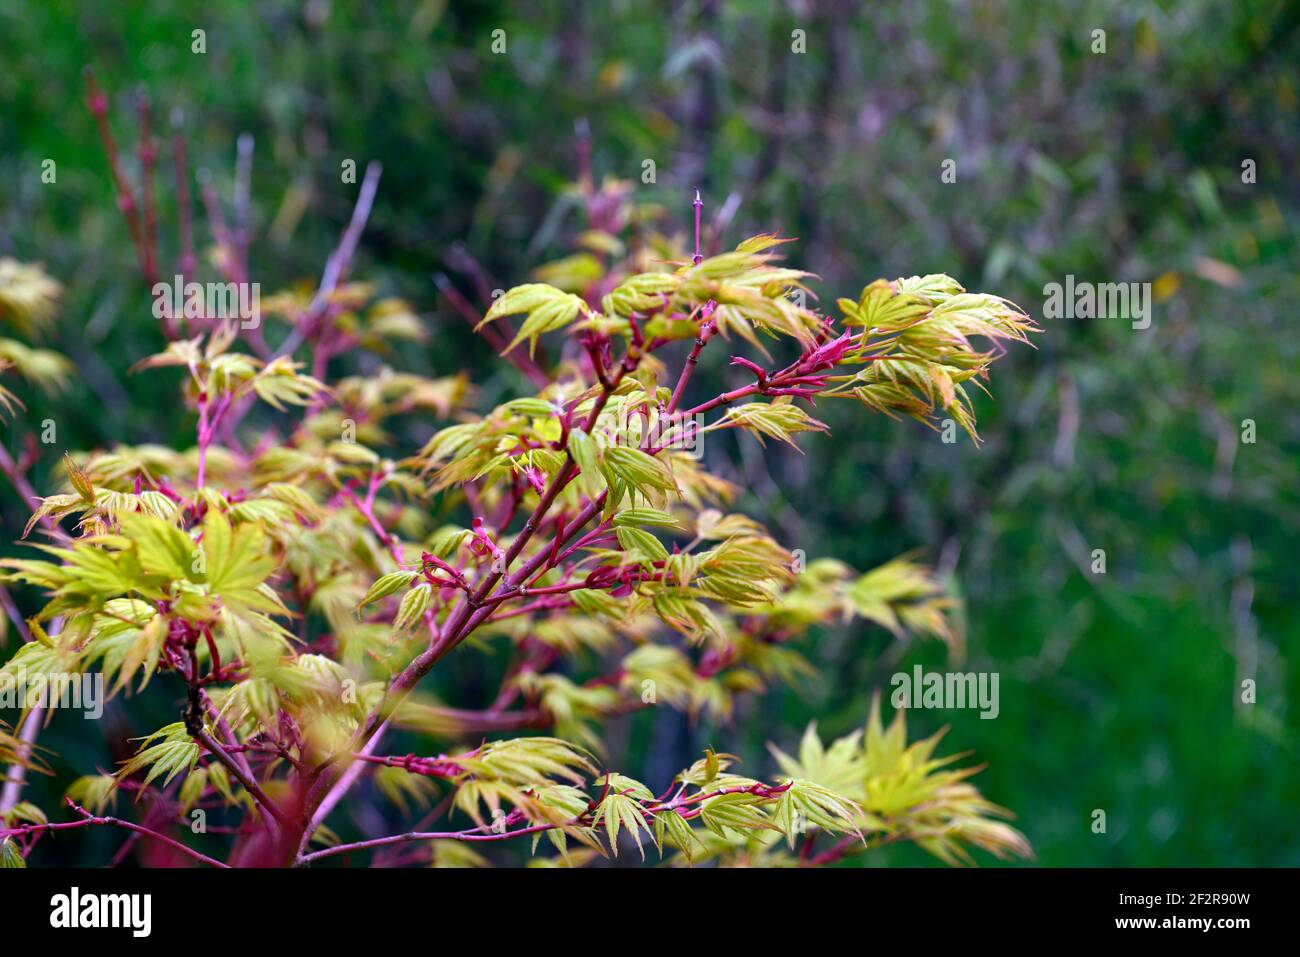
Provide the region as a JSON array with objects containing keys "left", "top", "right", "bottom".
[
  {"left": 135, "top": 89, "right": 161, "bottom": 292},
  {"left": 275, "top": 161, "right": 383, "bottom": 359},
  {"left": 298, "top": 816, "right": 569, "bottom": 865},
  {"left": 803, "top": 831, "right": 902, "bottom": 867},
  {"left": 340, "top": 479, "right": 441, "bottom": 643},
  {"left": 233, "top": 132, "right": 254, "bottom": 276},
  {"left": 0, "top": 590, "right": 62, "bottom": 819},
  {"left": 0, "top": 585, "right": 32, "bottom": 645},
  {"left": 293, "top": 717, "right": 389, "bottom": 860},
  {"left": 0, "top": 706, "right": 43, "bottom": 814},
  {"left": 194, "top": 728, "right": 295, "bottom": 831},
  {"left": 294, "top": 457, "right": 608, "bottom": 855},
  {"left": 171, "top": 110, "right": 196, "bottom": 284},
  {"left": 2, "top": 801, "right": 230, "bottom": 868},
  {"left": 83, "top": 69, "right": 149, "bottom": 284},
  {"left": 198, "top": 171, "right": 244, "bottom": 285},
  {"left": 0, "top": 442, "right": 71, "bottom": 543},
  {"left": 692, "top": 187, "right": 704, "bottom": 265},
  {"left": 294, "top": 275, "right": 713, "bottom": 853},
  {"left": 435, "top": 273, "right": 550, "bottom": 387},
  {"left": 667, "top": 303, "right": 717, "bottom": 414},
  {"left": 198, "top": 689, "right": 257, "bottom": 786}
]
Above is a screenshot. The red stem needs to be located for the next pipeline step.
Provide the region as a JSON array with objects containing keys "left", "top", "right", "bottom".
[
  {"left": 172, "top": 112, "right": 196, "bottom": 286},
  {"left": 83, "top": 69, "right": 149, "bottom": 285},
  {"left": 2, "top": 802, "right": 230, "bottom": 868}
]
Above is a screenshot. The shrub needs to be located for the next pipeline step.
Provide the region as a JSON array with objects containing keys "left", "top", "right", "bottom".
[{"left": 0, "top": 92, "right": 1036, "bottom": 867}]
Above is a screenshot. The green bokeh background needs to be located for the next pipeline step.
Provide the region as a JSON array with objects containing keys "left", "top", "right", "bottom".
[{"left": 1, "top": 0, "right": 1296, "bottom": 866}]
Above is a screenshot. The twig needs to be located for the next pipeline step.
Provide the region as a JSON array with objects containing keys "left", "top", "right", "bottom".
[
  {"left": 274, "top": 161, "right": 382, "bottom": 359},
  {"left": 171, "top": 110, "right": 196, "bottom": 285},
  {"left": 0, "top": 442, "right": 71, "bottom": 543},
  {"left": 435, "top": 273, "right": 549, "bottom": 387},
  {"left": 1, "top": 801, "right": 230, "bottom": 868},
  {"left": 136, "top": 89, "right": 161, "bottom": 295},
  {"left": 298, "top": 816, "right": 569, "bottom": 865},
  {"left": 294, "top": 718, "right": 389, "bottom": 860},
  {"left": 293, "top": 386, "right": 621, "bottom": 855},
  {"left": 198, "top": 171, "right": 244, "bottom": 286},
  {"left": 803, "top": 831, "right": 901, "bottom": 867},
  {"left": 0, "top": 585, "right": 32, "bottom": 645},
  {"left": 233, "top": 133, "right": 254, "bottom": 277},
  {"left": 194, "top": 728, "right": 294, "bottom": 831},
  {"left": 0, "top": 558, "right": 64, "bottom": 818},
  {"left": 667, "top": 305, "right": 717, "bottom": 413},
  {"left": 666, "top": 190, "right": 717, "bottom": 413},
  {"left": 0, "top": 706, "right": 43, "bottom": 814},
  {"left": 83, "top": 69, "right": 150, "bottom": 285}
]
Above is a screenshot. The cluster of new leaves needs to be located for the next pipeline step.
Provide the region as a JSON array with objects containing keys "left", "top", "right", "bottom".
[
  {"left": 768, "top": 697, "right": 1033, "bottom": 866},
  {"left": 0, "top": 720, "right": 37, "bottom": 774},
  {"left": 318, "top": 696, "right": 1028, "bottom": 868},
  {"left": 0, "top": 170, "right": 1035, "bottom": 868},
  {"left": 0, "top": 259, "right": 71, "bottom": 417},
  {"left": 831, "top": 276, "right": 1037, "bottom": 441},
  {"left": 307, "top": 736, "right": 866, "bottom": 867}
]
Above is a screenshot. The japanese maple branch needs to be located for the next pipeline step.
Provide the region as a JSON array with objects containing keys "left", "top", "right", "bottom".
[
  {"left": 666, "top": 189, "right": 718, "bottom": 414},
  {"left": 172, "top": 111, "right": 197, "bottom": 288},
  {"left": 293, "top": 356, "right": 632, "bottom": 855},
  {"left": 211, "top": 160, "right": 383, "bottom": 444},
  {"left": 666, "top": 302, "right": 717, "bottom": 414},
  {"left": 803, "top": 830, "right": 902, "bottom": 867},
  {"left": 194, "top": 384, "right": 232, "bottom": 490},
  {"left": 0, "top": 708, "right": 42, "bottom": 816},
  {"left": 0, "top": 442, "right": 73, "bottom": 544},
  {"left": 2, "top": 801, "right": 230, "bottom": 868},
  {"left": 0, "top": 457, "right": 71, "bottom": 813},
  {"left": 193, "top": 728, "right": 295, "bottom": 831},
  {"left": 435, "top": 273, "right": 550, "bottom": 388},
  {"left": 340, "top": 476, "right": 442, "bottom": 643},
  {"left": 0, "top": 615, "right": 48, "bottom": 814},
  {"left": 275, "top": 161, "right": 383, "bottom": 360},
  {"left": 136, "top": 90, "right": 162, "bottom": 315},
  {"left": 298, "top": 814, "right": 566, "bottom": 865},
  {"left": 296, "top": 271, "right": 811, "bottom": 853},
  {"left": 198, "top": 689, "right": 257, "bottom": 786},
  {"left": 83, "top": 69, "right": 153, "bottom": 288},
  {"left": 300, "top": 780, "right": 799, "bottom": 866}
]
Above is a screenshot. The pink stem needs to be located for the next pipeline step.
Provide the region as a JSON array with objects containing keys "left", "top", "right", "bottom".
[{"left": 2, "top": 802, "right": 230, "bottom": 868}]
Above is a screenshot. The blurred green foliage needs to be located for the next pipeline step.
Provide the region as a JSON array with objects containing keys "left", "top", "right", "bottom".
[{"left": 1, "top": 0, "right": 1297, "bottom": 865}]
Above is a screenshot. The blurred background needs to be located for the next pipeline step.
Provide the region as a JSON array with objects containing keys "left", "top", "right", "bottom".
[{"left": 1, "top": 0, "right": 1297, "bottom": 865}]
